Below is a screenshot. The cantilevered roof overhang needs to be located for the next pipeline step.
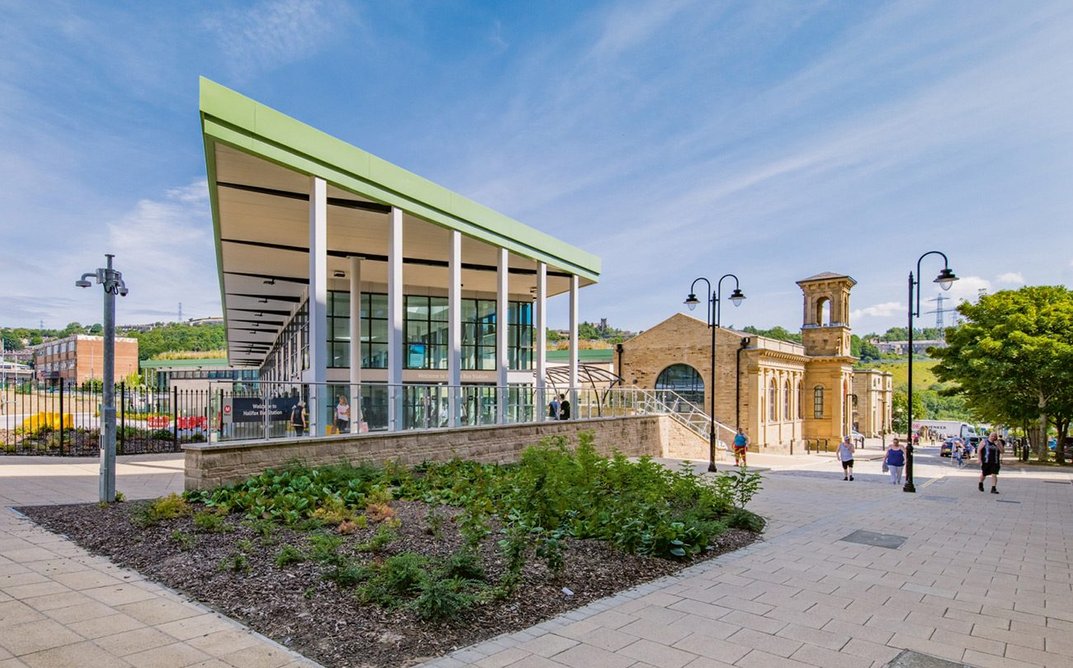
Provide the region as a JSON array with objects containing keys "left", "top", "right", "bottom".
[{"left": 199, "top": 78, "right": 600, "bottom": 367}]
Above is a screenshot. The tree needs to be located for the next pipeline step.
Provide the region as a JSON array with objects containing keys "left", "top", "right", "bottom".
[
  {"left": 742, "top": 325, "right": 802, "bottom": 343},
  {"left": 932, "top": 286, "right": 1073, "bottom": 463},
  {"left": 891, "top": 385, "right": 925, "bottom": 434}
]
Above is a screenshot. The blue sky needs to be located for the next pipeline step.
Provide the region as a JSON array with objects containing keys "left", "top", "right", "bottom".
[{"left": 1, "top": 0, "right": 1071, "bottom": 336}]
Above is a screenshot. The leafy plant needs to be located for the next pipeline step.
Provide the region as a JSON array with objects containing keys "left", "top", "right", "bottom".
[
  {"left": 274, "top": 544, "right": 306, "bottom": 568},
  {"left": 358, "top": 553, "right": 429, "bottom": 606},
  {"left": 170, "top": 530, "right": 196, "bottom": 551},
  {"left": 193, "top": 509, "right": 231, "bottom": 533},
  {"left": 356, "top": 523, "right": 397, "bottom": 553},
  {"left": 133, "top": 493, "right": 190, "bottom": 527},
  {"left": 413, "top": 576, "right": 474, "bottom": 621}
]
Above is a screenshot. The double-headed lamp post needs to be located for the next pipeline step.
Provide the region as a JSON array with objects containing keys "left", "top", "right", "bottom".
[
  {"left": 76, "top": 254, "right": 129, "bottom": 503},
  {"left": 684, "top": 274, "right": 745, "bottom": 472},
  {"left": 904, "top": 251, "right": 957, "bottom": 493}
]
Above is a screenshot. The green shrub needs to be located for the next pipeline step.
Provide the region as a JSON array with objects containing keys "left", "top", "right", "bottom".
[
  {"left": 356, "top": 523, "right": 397, "bottom": 553},
  {"left": 275, "top": 544, "right": 306, "bottom": 568},
  {"left": 309, "top": 533, "right": 345, "bottom": 566},
  {"left": 193, "top": 509, "right": 230, "bottom": 533},
  {"left": 359, "top": 552, "right": 429, "bottom": 606},
  {"left": 324, "top": 561, "right": 373, "bottom": 588},
  {"left": 727, "top": 508, "right": 766, "bottom": 532},
  {"left": 133, "top": 493, "right": 190, "bottom": 527},
  {"left": 439, "top": 549, "right": 485, "bottom": 582},
  {"left": 413, "top": 576, "right": 474, "bottom": 621},
  {"left": 170, "top": 530, "right": 196, "bottom": 551}
]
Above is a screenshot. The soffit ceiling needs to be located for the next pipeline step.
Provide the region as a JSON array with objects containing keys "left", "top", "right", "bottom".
[{"left": 213, "top": 144, "right": 582, "bottom": 366}]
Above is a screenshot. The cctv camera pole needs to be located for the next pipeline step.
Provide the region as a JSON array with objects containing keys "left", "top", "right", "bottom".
[
  {"left": 78, "top": 254, "right": 127, "bottom": 503},
  {"left": 101, "top": 255, "right": 117, "bottom": 503}
]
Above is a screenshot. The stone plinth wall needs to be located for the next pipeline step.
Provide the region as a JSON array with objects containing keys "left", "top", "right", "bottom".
[{"left": 184, "top": 415, "right": 680, "bottom": 490}]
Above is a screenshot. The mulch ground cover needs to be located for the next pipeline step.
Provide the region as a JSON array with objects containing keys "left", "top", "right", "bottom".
[{"left": 20, "top": 499, "right": 757, "bottom": 668}]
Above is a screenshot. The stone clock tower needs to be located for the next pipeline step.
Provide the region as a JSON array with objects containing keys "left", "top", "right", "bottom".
[{"left": 797, "top": 273, "right": 857, "bottom": 445}]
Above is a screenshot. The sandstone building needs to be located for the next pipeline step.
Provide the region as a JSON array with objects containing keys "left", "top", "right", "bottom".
[{"left": 618, "top": 273, "right": 892, "bottom": 452}]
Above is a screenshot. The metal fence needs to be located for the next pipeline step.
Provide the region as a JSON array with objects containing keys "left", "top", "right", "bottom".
[
  {"left": 1, "top": 382, "right": 214, "bottom": 456},
  {"left": 1, "top": 380, "right": 725, "bottom": 456}
]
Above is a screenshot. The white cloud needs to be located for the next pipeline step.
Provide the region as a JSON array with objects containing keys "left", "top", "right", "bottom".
[
  {"left": 105, "top": 180, "right": 219, "bottom": 323},
  {"left": 996, "top": 272, "right": 1025, "bottom": 285},
  {"left": 945, "top": 275, "right": 991, "bottom": 305},
  {"left": 203, "top": 0, "right": 351, "bottom": 79},
  {"left": 851, "top": 302, "right": 904, "bottom": 320}
]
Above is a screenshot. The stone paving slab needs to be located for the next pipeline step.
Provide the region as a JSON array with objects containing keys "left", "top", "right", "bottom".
[
  {"left": 423, "top": 448, "right": 1073, "bottom": 668},
  {"left": 4, "top": 446, "right": 1072, "bottom": 668},
  {"left": 0, "top": 454, "right": 320, "bottom": 668}
]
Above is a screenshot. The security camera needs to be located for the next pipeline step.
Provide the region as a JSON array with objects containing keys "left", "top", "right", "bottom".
[
  {"left": 75, "top": 279, "right": 92, "bottom": 288},
  {"left": 119, "top": 286, "right": 129, "bottom": 297}
]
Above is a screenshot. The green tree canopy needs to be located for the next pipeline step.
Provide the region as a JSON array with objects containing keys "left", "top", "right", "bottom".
[{"left": 932, "top": 286, "right": 1073, "bottom": 462}]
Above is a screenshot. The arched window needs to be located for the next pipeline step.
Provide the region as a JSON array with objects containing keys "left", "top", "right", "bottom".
[
  {"left": 783, "top": 380, "right": 791, "bottom": 421},
  {"left": 768, "top": 379, "right": 777, "bottom": 422},
  {"left": 815, "top": 297, "right": 831, "bottom": 326},
  {"left": 655, "top": 364, "right": 704, "bottom": 406},
  {"left": 813, "top": 385, "right": 824, "bottom": 418},
  {"left": 797, "top": 380, "right": 803, "bottom": 419}
]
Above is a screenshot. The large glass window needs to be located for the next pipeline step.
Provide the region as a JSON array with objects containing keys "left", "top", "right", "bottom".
[
  {"left": 768, "top": 379, "right": 777, "bottom": 422},
  {"left": 462, "top": 299, "right": 496, "bottom": 370},
  {"left": 783, "top": 380, "right": 791, "bottom": 421},
  {"left": 362, "top": 293, "right": 389, "bottom": 369},
  {"left": 508, "top": 302, "right": 533, "bottom": 370},
  {"left": 405, "top": 296, "right": 449, "bottom": 369},
  {"left": 813, "top": 385, "right": 824, "bottom": 418},
  {"left": 328, "top": 291, "right": 350, "bottom": 368},
  {"left": 655, "top": 364, "right": 704, "bottom": 405}
]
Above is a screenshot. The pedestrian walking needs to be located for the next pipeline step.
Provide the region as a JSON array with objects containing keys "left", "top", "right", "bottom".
[
  {"left": 558, "top": 393, "right": 571, "bottom": 420},
  {"left": 548, "top": 395, "right": 560, "bottom": 419},
  {"left": 290, "top": 400, "right": 307, "bottom": 437},
  {"left": 733, "top": 428, "right": 749, "bottom": 467},
  {"left": 836, "top": 435, "right": 855, "bottom": 481},
  {"left": 884, "top": 437, "right": 905, "bottom": 485},
  {"left": 979, "top": 431, "right": 1004, "bottom": 494}
]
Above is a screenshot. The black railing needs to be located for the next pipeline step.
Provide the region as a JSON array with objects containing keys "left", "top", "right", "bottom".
[{"left": 0, "top": 383, "right": 213, "bottom": 456}]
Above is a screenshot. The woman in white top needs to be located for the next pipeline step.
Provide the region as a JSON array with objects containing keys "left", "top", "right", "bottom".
[
  {"left": 836, "top": 435, "right": 855, "bottom": 481},
  {"left": 335, "top": 395, "right": 350, "bottom": 434}
]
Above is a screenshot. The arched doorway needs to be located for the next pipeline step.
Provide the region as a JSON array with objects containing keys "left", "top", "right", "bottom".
[{"left": 655, "top": 364, "right": 704, "bottom": 406}]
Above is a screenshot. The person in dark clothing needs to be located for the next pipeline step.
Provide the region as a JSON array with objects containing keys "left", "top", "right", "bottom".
[
  {"left": 558, "top": 393, "right": 571, "bottom": 420},
  {"left": 290, "top": 401, "right": 307, "bottom": 436},
  {"left": 979, "top": 432, "right": 1003, "bottom": 493}
]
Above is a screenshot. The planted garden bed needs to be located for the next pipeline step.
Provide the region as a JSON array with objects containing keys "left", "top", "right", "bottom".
[{"left": 21, "top": 434, "right": 764, "bottom": 667}]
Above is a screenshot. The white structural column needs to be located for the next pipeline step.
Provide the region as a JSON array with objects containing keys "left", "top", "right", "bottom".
[
  {"left": 308, "top": 177, "right": 328, "bottom": 435},
  {"left": 535, "top": 263, "right": 547, "bottom": 420},
  {"left": 447, "top": 231, "right": 462, "bottom": 427},
  {"left": 496, "top": 248, "right": 509, "bottom": 424},
  {"left": 348, "top": 256, "right": 362, "bottom": 433},
  {"left": 387, "top": 207, "right": 404, "bottom": 431},
  {"left": 568, "top": 274, "right": 579, "bottom": 418}
]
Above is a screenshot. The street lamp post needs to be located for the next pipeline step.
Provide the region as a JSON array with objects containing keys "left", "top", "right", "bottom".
[
  {"left": 76, "top": 254, "right": 129, "bottom": 503},
  {"left": 684, "top": 274, "right": 745, "bottom": 472},
  {"left": 904, "top": 251, "right": 957, "bottom": 493}
]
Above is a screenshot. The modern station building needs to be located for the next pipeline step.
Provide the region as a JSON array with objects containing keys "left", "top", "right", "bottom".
[{"left": 200, "top": 79, "right": 600, "bottom": 435}]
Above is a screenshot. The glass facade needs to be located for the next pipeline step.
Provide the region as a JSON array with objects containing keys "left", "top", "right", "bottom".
[{"left": 260, "top": 291, "right": 536, "bottom": 391}]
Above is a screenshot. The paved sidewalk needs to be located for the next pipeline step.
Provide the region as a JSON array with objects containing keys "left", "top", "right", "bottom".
[
  {"left": 0, "top": 454, "right": 319, "bottom": 668},
  {"left": 423, "top": 448, "right": 1073, "bottom": 668},
  {"left": 4, "top": 448, "right": 1072, "bottom": 667}
]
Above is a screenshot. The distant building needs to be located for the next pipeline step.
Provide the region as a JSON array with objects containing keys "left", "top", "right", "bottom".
[
  {"left": 140, "top": 358, "right": 258, "bottom": 393},
  {"left": 33, "top": 335, "right": 139, "bottom": 386}
]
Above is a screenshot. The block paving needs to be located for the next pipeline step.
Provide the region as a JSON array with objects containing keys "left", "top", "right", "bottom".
[{"left": 3, "top": 446, "right": 1072, "bottom": 667}]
